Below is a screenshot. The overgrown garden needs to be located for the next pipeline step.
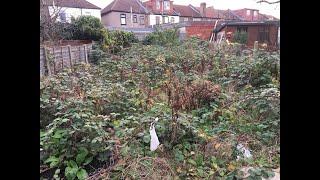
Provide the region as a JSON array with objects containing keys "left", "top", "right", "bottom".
[{"left": 40, "top": 16, "right": 280, "bottom": 180}]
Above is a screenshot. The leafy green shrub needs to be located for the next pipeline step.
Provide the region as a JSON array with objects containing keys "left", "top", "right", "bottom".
[
  {"left": 88, "top": 43, "right": 106, "bottom": 64},
  {"left": 72, "top": 16, "right": 105, "bottom": 41},
  {"left": 41, "top": 40, "right": 280, "bottom": 179},
  {"left": 143, "top": 28, "right": 180, "bottom": 46},
  {"left": 107, "top": 30, "right": 138, "bottom": 53},
  {"left": 233, "top": 31, "right": 248, "bottom": 44}
]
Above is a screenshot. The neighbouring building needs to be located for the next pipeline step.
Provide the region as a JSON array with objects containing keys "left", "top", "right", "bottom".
[
  {"left": 42, "top": 0, "right": 101, "bottom": 23},
  {"left": 100, "top": 0, "right": 279, "bottom": 48},
  {"left": 143, "top": 0, "right": 180, "bottom": 26},
  {"left": 101, "top": 0, "right": 149, "bottom": 28},
  {"left": 214, "top": 21, "right": 280, "bottom": 48}
]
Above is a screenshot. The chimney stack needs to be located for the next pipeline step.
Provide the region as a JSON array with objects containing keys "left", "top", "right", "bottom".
[{"left": 200, "top": 2, "right": 206, "bottom": 17}]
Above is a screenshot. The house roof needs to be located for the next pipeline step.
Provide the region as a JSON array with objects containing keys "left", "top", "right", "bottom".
[
  {"left": 101, "top": 0, "right": 148, "bottom": 16},
  {"left": 231, "top": 9, "right": 279, "bottom": 21},
  {"left": 143, "top": 1, "right": 179, "bottom": 16},
  {"left": 173, "top": 5, "right": 202, "bottom": 18},
  {"left": 214, "top": 20, "right": 280, "bottom": 32},
  {"left": 43, "top": 0, "right": 101, "bottom": 9}
]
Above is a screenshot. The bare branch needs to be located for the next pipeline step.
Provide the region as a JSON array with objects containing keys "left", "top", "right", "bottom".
[{"left": 257, "top": 0, "right": 280, "bottom": 4}]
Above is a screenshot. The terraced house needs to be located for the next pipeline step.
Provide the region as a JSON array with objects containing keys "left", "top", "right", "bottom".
[
  {"left": 42, "top": 0, "right": 101, "bottom": 23},
  {"left": 100, "top": 0, "right": 279, "bottom": 48}
]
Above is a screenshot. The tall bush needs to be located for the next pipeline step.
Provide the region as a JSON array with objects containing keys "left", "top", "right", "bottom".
[
  {"left": 72, "top": 16, "right": 105, "bottom": 41},
  {"left": 143, "top": 28, "right": 180, "bottom": 46},
  {"left": 233, "top": 31, "right": 248, "bottom": 44}
]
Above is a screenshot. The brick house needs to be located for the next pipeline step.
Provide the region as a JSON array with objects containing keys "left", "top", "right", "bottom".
[
  {"left": 101, "top": 0, "right": 149, "bottom": 28},
  {"left": 100, "top": 0, "right": 279, "bottom": 48},
  {"left": 143, "top": 0, "right": 180, "bottom": 26},
  {"left": 212, "top": 8, "right": 280, "bottom": 48},
  {"left": 173, "top": 3, "right": 241, "bottom": 22}
]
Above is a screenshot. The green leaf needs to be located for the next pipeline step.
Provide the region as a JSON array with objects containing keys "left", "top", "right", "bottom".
[
  {"left": 83, "top": 156, "right": 93, "bottom": 165},
  {"left": 143, "top": 134, "right": 151, "bottom": 143},
  {"left": 68, "top": 160, "right": 78, "bottom": 169},
  {"left": 76, "top": 168, "right": 88, "bottom": 180},
  {"left": 188, "top": 159, "right": 197, "bottom": 166},
  {"left": 65, "top": 166, "right": 78, "bottom": 180},
  {"left": 76, "top": 147, "right": 89, "bottom": 164},
  {"left": 44, "top": 156, "right": 60, "bottom": 168}
]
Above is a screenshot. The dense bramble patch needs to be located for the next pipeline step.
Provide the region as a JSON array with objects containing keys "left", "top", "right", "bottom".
[{"left": 40, "top": 38, "right": 279, "bottom": 180}]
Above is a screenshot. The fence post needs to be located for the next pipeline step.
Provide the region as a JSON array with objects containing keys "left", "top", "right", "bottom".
[
  {"left": 84, "top": 45, "right": 88, "bottom": 64},
  {"left": 52, "top": 47, "right": 56, "bottom": 74},
  {"left": 253, "top": 41, "right": 259, "bottom": 57},
  {"left": 61, "top": 47, "right": 64, "bottom": 69},
  {"left": 68, "top": 45, "right": 73, "bottom": 68},
  {"left": 43, "top": 46, "right": 51, "bottom": 76},
  {"left": 254, "top": 41, "right": 259, "bottom": 51}
]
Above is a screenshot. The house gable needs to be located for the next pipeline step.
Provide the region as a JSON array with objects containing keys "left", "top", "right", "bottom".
[{"left": 101, "top": 0, "right": 148, "bottom": 16}]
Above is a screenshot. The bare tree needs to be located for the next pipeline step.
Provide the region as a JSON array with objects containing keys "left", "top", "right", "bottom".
[
  {"left": 40, "top": 0, "right": 64, "bottom": 43},
  {"left": 256, "top": 0, "right": 280, "bottom": 4}
]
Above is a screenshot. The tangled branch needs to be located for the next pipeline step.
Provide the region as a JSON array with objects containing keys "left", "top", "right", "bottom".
[{"left": 257, "top": 0, "right": 280, "bottom": 4}]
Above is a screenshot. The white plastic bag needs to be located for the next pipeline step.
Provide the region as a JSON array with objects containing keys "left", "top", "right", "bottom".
[
  {"left": 150, "top": 120, "right": 160, "bottom": 151},
  {"left": 236, "top": 143, "right": 252, "bottom": 160}
]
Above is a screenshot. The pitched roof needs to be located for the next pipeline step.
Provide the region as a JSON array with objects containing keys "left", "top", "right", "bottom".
[
  {"left": 214, "top": 20, "right": 280, "bottom": 32},
  {"left": 173, "top": 4, "right": 202, "bottom": 18},
  {"left": 43, "top": 0, "right": 101, "bottom": 9},
  {"left": 187, "top": 5, "right": 241, "bottom": 20},
  {"left": 101, "top": 0, "right": 148, "bottom": 16}
]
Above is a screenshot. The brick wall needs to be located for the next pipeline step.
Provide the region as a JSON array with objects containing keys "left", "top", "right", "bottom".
[{"left": 185, "top": 22, "right": 216, "bottom": 40}]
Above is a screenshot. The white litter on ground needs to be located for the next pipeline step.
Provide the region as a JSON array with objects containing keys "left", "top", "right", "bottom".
[
  {"left": 150, "top": 118, "right": 160, "bottom": 151},
  {"left": 237, "top": 143, "right": 252, "bottom": 160}
]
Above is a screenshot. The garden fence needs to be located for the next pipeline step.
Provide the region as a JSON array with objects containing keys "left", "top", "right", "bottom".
[{"left": 40, "top": 43, "right": 92, "bottom": 76}]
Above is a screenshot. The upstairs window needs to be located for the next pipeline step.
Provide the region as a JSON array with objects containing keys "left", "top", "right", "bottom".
[
  {"left": 133, "top": 15, "right": 137, "bottom": 23},
  {"left": 254, "top": 11, "right": 258, "bottom": 17},
  {"left": 163, "top": 16, "right": 169, "bottom": 24},
  {"left": 171, "top": 17, "right": 175, "bottom": 23},
  {"left": 59, "top": 12, "right": 66, "bottom": 22},
  {"left": 120, "top": 14, "right": 126, "bottom": 25},
  {"left": 193, "top": 18, "right": 201, "bottom": 21},
  {"left": 246, "top": 10, "right": 250, "bottom": 15},
  {"left": 164, "top": 1, "right": 170, "bottom": 10},
  {"left": 140, "top": 16, "right": 145, "bottom": 25},
  {"left": 156, "top": 0, "right": 160, "bottom": 10}
]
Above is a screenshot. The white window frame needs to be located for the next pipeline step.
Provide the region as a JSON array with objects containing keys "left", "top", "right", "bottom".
[
  {"left": 246, "top": 10, "right": 250, "bottom": 16},
  {"left": 156, "top": 0, "right": 160, "bottom": 10},
  {"left": 193, "top": 18, "right": 201, "bottom": 21},
  {"left": 120, "top": 14, "right": 126, "bottom": 25},
  {"left": 133, "top": 15, "right": 137, "bottom": 23},
  {"left": 184, "top": 17, "right": 188, "bottom": 21},
  {"left": 164, "top": 16, "right": 169, "bottom": 24},
  {"left": 59, "top": 12, "right": 66, "bottom": 22},
  {"left": 140, "top": 16, "right": 145, "bottom": 25},
  {"left": 254, "top": 11, "right": 258, "bottom": 17},
  {"left": 170, "top": 17, "right": 175, "bottom": 23}
]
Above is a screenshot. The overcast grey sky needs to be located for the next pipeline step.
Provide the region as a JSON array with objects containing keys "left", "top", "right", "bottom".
[{"left": 87, "top": 0, "right": 279, "bottom": 18}]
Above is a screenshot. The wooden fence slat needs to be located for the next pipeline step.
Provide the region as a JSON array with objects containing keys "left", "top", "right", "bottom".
[
  {"left": 84, "top": 45, "right": 88, "bottom": 63},
  {"left": 43, "top": 47, "right": 51, "bottom": 76},
  {"left": 41, "top": 43, "right": 91, "bottom": 76},
  {"left": 61, "top": 47, "right": 64, "bottom": 69}
]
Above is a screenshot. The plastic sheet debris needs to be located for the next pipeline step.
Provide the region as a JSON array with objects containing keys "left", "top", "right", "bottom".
[
  {"left": 150, "top": 118, "right": 160, "bottom": 151},
  {"left": 236, "top": 143, "right": 252, "bottom": 160}
]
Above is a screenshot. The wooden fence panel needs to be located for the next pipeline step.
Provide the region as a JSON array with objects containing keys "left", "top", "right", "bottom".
[{"left": 40, "top": 44, "right": 92, "bottom": 76}]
